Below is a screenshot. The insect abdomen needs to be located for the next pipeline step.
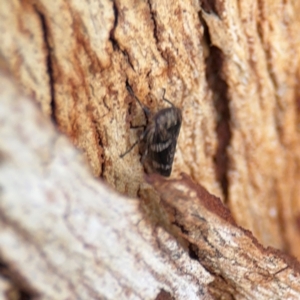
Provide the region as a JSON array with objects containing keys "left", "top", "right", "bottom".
[{"left": 145, "top": 107, "right": 182, "bottom": 176}]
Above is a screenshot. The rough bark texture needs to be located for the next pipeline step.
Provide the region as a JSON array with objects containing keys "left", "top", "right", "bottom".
[
  {"left": 1, "top": 73, "right": 300, "bottom": 299},
  {"left": 1, "top": 0, "right": 300, "bottom": 299},
  {"left": 148, "top": 174, "right": 300, "bottom": 299},
  {"left": 0, "top": 73, "right": 214, "bottom": 299}
]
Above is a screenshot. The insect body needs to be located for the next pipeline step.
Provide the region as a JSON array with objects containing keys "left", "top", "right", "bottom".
[{"left": 121, "top": 84, "right": 182, "bottom": 177}]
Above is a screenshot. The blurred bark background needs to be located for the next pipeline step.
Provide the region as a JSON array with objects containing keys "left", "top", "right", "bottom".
[{"left": 1, "top": 0, "right": 300, "bottom": 299}]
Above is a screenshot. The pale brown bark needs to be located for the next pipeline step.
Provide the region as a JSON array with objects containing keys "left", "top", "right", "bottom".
[{"left": 1, "top": 0, "right": 300, "bottom": 299}]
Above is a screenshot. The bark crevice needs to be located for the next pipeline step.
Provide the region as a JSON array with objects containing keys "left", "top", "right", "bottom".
[
  {"left": 34, "top": 6, "right": 56, "bottom": 122},
  {"left": 200, "top": 14, "right": 231, "bottom": 202}
]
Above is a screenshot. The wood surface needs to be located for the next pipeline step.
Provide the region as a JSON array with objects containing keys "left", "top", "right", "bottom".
[{"left": 1, "top": 0, "right": 300, "bottom": 299}]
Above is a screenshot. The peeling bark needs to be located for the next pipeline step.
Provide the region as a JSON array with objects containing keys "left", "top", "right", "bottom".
[{"left": 148, "top": 174, "right": 300, "bottom": 299}]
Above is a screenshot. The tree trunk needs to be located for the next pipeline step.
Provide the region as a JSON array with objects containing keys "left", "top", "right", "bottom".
[{"left": 1, "top": 0, "right": 300, "bottom": 299}]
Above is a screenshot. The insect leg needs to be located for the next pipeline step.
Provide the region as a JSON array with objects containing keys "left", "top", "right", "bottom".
[
  {"left": 119, "top": 126, "right": 149, "bottom": 158},
  {"left": 161, "top": 88, "right": 174, "bottom": 107},
  {"left": 119, "top": 139, "right": 139, "bottom": 158},
  {"left": 126, "top": 83, "right": 151, "bottom": 117}
]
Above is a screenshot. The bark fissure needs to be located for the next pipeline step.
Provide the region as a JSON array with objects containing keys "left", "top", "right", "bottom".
[
  {"left": 147, "top": 0, "right": 160, "bottom": 46},
  {"left": 0, "top": 217, "right": 40, "bottom": 298},
  {"left": 0, "top": 258, "right": 35, "bottom": 300},
  {"left": 200, "top": 0, "right": 222, "bottom": 17},
  {"left": 200, "top": 14, "right": 231, "bottom": 202},
  {"left": 109, "top": 1, "right": 119, "bottom": 51},
  {"left": 34, "top": 6, "right": 56, "bottom": 123},
  {"left": 110, "top": 3, "right": 135, "bottom": 70},
  {"left": 95, "top": 124, "right": 105, "bottom": 178},
  {"left": 147, "top": 0, "right": 169, "bottom": 69},
  {"left": 189, "top": 244, "right": 237, "bottom": 299},
  {"left": 172, "top": 215, "right": 237, "bottom": 291}
]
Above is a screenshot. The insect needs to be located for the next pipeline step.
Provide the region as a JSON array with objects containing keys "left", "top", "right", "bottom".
[{"left": 120, "top": 84, "right": 182, "bottom": 177}]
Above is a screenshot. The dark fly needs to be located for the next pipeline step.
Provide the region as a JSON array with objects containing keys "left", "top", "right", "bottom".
[{"left": 120, "top": 84, "right": 182, "bottom": 177}]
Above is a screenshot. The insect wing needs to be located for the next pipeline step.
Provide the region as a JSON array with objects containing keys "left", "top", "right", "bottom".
[{"left": 148, "top": 107, "right": 182, "bottom": 176}]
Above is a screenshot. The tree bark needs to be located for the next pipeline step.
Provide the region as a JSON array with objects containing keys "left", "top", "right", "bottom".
[{"left": 1, "top": 0, "right": 300, "bottom": 299}]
